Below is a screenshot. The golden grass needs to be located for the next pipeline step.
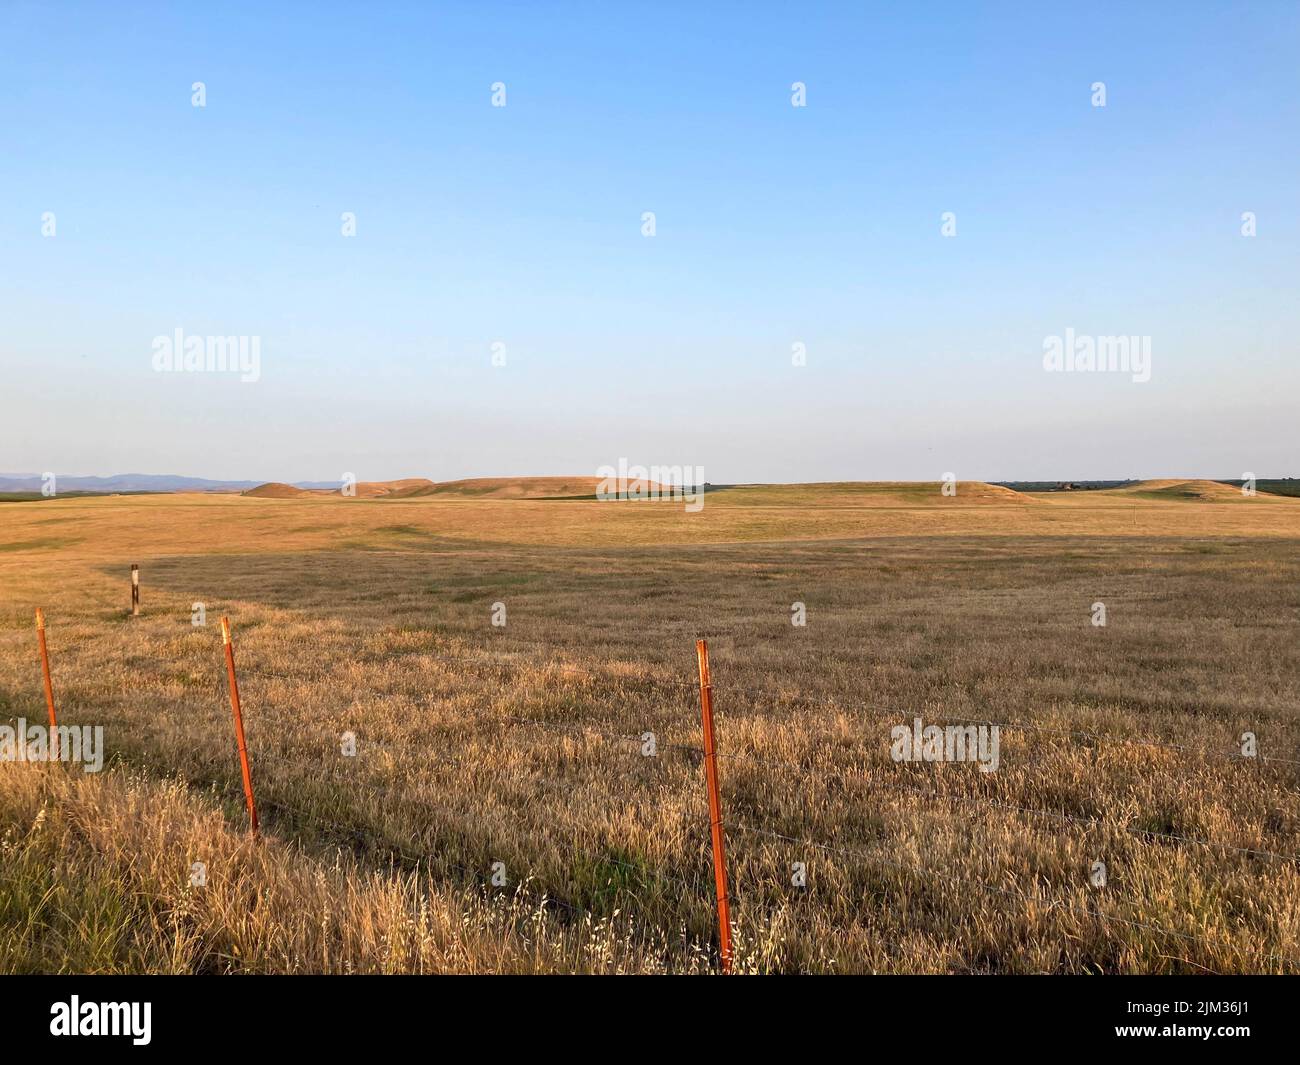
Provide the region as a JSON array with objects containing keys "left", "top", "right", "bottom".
[
  {"left": 0, "top": 765, "right": 715, "bottom": 973},
  {"left": 2, "top": 484, "right": 1299, "bottom": 973}
]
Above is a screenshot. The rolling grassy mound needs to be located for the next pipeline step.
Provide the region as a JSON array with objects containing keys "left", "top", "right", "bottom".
[
  {"left": 241, "top": 479, "right": 1039, "bottom": 506},
  {"left": 242, "top": 482, "right": 311, "bottom": 498},
  {"left": 238, "top": 477, "right": 1296, "bottom": 509},
  {"left": 708, "top": 481, "right": 1039, "bottom": 506},
  {"left": 402, "top": 477, "right": 608, "bottom": 499},
  {"left": 354, "top": 479, "right": 436, "bottom": 498},
  {"left": 243, "top": 479, "right": 436, "bottom": 499},
  {"left": 1107, "top": 479, "right": 1285, "bottom": 502}
]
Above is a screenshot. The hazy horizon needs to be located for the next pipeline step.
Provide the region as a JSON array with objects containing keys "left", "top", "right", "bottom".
[{"left": 3, "top": 469, "right": 1294, "bottom": 488}]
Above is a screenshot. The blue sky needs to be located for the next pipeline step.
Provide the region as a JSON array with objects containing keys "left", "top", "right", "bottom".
[{"left": 2, "top": 1, "right": 1297, "bottom": 482}]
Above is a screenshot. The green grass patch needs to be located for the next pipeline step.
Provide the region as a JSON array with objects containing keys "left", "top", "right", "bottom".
[
  {"left": 0, "top": 537, "right": 82, "bottom": 553},
  {"left": 569, "top": 848, "right": 662, "bottom": 912}
]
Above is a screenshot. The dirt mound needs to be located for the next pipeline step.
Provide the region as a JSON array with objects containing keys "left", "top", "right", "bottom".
[
  {"left": 244, "top": 479, "right": 437, "bottom": 499},
  {"left": 244, "top": 478, "right": 1039, "bottom": 505},
  {"left": 952, "top": 482, "right": 1038, "bottom": 504},
  {"left": 404, "top": 477, "right": 609, "bottom": 499},
  {"left": 1118, "top": 479, "right": 1256, "bottom": 502},
  {"left": 242, "top": 482, "right": 311, "bottom": 498},
  {"left": 322, "top": 477, "right": 610, "bottom": 499},
  {"left": 714, "top": 482, "right": 1039, "bottom": 506},
  {"left": 352, "top": 479, "right": 436, "bottom": 498}
]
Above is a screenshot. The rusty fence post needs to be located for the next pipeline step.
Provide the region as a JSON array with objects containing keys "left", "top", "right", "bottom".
[
  {"left": 34, "top": 608, "right": 59, "bottom": 762},
  {"left": 221, "top": 617, "right": 259, "bottom": 837},
  {"left": 131, "top": 564, "right": 140, "bottom": 616},
  {"left": 695, "top": 638, "right": 733, "bottom": 973}
]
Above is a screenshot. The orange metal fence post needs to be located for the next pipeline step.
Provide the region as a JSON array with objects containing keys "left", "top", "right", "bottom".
[
  {"left": 221, "top": 617, "right": 259, "bottom": 837},
  {"left": 695, "top": 638, "right": 733, "bottom": 974},
  {"left": 34, "top": 608, "right": 59, "bottom": 762}
]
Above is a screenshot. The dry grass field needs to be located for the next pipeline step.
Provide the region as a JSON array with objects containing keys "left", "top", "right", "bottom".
[{"left": 2, "top": 480, "right": 1299, "bottom": 973}]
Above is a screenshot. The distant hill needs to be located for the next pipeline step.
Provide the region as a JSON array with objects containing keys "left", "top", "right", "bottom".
[
  {"left": 0, "top": 473, "right": 262, "bottom": 493},
  {"left": 0, "top": 473, "right": 439, "bottom": 498},
  {"left": 354, "top": 478, "right": 436, "bottom": 497},
  {"left": 241, "top": 478, "right": 437, "bottom": 499},
  {"left": 697, "top": 481, "right": 1040, "bottom": 506},
  {"left": 995, "top": 480, "right": 1138, "bottom": 493},
  {"left": 998, "top": 478, "right": 1299, "bottom": 499},
  {"left": 402, "top": 477, "right": 608, "bottom": 499},
  {"left": 241, "top": 482, "right": 313, "bottom": 498},
  {"left": 1214, "top": 478, "right": 1300, "bottom": 498},
  {"left": 240, "top": 477, "right": 632, "bottom": 500},
  {"left": 1105, "top": 479, "right": 1292, "bottom": 502},
  {"left": 6, "top": 473, "right": 1297, "bottom": 503}
]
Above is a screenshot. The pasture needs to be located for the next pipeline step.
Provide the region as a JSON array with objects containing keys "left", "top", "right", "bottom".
[{"left": 2, "top": 481, "right": 1299, "bottom": 973}]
